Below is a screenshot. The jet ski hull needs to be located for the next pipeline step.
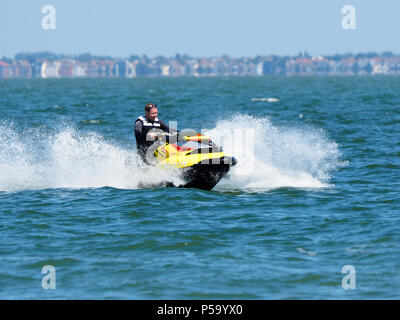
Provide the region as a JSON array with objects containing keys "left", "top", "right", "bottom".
[{"left": 180, "top": 156, "right": 236, "bottom": 191}]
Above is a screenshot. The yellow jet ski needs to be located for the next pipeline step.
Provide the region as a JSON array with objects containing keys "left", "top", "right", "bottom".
[{"left": 147, "top": 130, "right": 237, "bottom": 191}]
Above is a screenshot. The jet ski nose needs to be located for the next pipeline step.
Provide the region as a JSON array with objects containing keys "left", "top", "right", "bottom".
[
  {"left": 231, "top": 156, "right": 238, "bottom": 166},
  {"left": 221, "top": 156, "right": 237, "bottom": 166}
]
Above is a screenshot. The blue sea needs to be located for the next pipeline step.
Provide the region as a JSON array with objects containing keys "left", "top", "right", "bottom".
[{"left": 0, "top": 76, "right": 399, "bottom": 299}]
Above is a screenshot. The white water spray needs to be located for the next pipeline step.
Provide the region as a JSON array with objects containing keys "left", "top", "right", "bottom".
[
  {"left": 204, "top": 115, "right": 343, "bottom": 191},
  {"left": 0, "top": 116, "right": 343, "bottom": 192},
  {"left": 0, "top": 123, "right": 183, "bottom": 192}
]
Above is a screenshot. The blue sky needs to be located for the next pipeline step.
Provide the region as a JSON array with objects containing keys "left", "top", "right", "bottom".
[{"left": 1, "top": 0, "right": 399, "bottom": 58}]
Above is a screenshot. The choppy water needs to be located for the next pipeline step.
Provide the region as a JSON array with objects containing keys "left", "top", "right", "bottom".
[{"left": 0, "top": 76, "right": 399, "bottom": 299}]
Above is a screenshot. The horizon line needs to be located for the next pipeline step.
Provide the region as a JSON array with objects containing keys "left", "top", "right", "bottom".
[{"left": 2, "top": 50, "right": 400, "bottom": 60}]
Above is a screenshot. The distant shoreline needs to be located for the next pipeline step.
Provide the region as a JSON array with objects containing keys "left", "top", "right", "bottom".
[{"left": 1, "top": 51, "right": 399, "bottom": 78}]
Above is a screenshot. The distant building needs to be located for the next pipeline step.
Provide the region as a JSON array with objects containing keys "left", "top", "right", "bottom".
[
  {"left": 41, "top": 61, "right": 61, "bottom": 78},
  {"left": 0, "top": 61, "right": 11, "bottom": 78},
  {"left": 160, "top": 64, "right": 170, "bottom": 76}
]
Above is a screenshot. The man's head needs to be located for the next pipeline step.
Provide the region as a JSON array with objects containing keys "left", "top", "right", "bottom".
[{"left": 145, "top": 103, "right": 158, "bottom": 121}]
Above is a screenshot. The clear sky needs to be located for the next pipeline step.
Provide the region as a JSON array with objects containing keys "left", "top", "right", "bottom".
[{"left": 1, "top": 0, "right": 399, "bottom": 58}]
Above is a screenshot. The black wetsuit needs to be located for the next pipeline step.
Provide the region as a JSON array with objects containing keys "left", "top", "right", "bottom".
[{"left": 134, "top": 115, "right": 174, "bottom": 163}]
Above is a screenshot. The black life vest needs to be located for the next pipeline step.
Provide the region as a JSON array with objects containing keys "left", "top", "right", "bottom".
[
  {"left": 135, "top": 115, "right": 162, "bottom": 148},
  {"left": 136, "top": 115, "right": 161, "bottom": 128}
]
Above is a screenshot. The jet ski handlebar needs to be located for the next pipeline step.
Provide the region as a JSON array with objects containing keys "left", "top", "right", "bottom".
[{"left": 157, "top": 130, "right": 217, "bottom": 147}]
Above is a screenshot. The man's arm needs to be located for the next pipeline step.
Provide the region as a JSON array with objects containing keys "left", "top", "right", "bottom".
[
  {"left": 134, "top": 120, "right": 146, "bottom": 143},
  {"left": 159, "top": 119, "right": 179, "bottom": 134},
  {"left": 135, "top": 120, "right": 159, "bottom": 143}
]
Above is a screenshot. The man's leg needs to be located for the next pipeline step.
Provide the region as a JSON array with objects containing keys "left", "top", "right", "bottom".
[{"left": 137, "top": 146, "right": 149, "bottom": 165}]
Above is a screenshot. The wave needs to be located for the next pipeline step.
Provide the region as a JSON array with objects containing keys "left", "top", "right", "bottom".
[
  {"left": 0, "top": 123, "right": 183, "bottom": 192},
  {"left": 251, "top": 97, "right": 279, "bottom": 102},
  {"left": 0, "top": 116, "right": 344, "bottom": 192},
  {"left": 204, "top": 115, "right": 345, "bottom": 191}
]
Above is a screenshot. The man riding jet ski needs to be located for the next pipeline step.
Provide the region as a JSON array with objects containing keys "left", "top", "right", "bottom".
[
  {"left": 134, "top": 103, "right": 237, "bottom": 190},
  {"left": 134, "top": 103, "right": 177, "bottom": 164}
]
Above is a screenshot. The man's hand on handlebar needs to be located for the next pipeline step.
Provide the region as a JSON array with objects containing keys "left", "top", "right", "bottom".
[{"left": 147, "top": 132, "right": 159, "bottom": 140}]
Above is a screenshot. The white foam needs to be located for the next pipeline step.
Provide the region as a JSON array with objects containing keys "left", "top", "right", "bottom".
[
  {"left": 0, "top": 116, "right": 344, "bottom": 193},
  {"left": 203, "top": 115, "right": 344, "bottom": 192},
  {"left": 0, "top": 124, "right": 183, "bottom": 192},
  {"left": 251, "top": 97, "right": 279, "bottom": 102}
]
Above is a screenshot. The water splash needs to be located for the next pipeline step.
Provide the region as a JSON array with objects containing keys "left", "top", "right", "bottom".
[
  {"left": 0, "top": 116, "right": 344, "bottom": 192},
  {"left": 0, "top": 123, "right": 183, "bottom": 192},
  {"left": 204, "top": 115, "right": 344, "bottom": 192}
]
